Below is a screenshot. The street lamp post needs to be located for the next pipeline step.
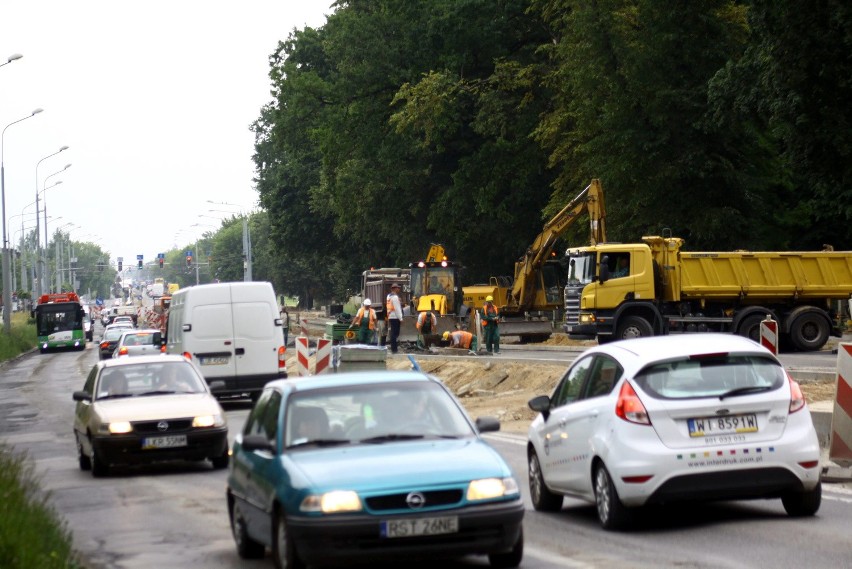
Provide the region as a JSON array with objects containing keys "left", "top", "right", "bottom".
[
  {"left": 42, "top": 166, "right": 70, "bottom": 293},
  {"left": 207, "top": 200, "right": 254, "bottom": 282},
  {"left": 53, "top": 222, "right": 74, "bottom": 292},
  {"left": 2, "top": 108, "right": 44, "bottom": 332},
  {"left": 0, "top": 53, "right": 23, "bottom": 70},
  {"left": 35, "top": 146, "right": 69, "bottom": 296}
]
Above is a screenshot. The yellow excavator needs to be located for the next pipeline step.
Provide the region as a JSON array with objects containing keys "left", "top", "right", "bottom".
[{"left": 462, "top": 179, "right": 607, "bottom": 341}]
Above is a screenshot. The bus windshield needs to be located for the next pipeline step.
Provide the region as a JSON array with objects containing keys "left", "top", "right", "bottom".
[{"left": 36, "top": 304, "right": 82, "bottom": 336}]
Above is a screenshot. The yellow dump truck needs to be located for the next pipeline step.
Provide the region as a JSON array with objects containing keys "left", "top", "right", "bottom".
[{"left": 564, "top": 235, "right": 852, "bottom": 351}]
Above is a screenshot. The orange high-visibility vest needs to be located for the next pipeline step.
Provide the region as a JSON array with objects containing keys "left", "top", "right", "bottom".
[
  {"left": 353, "top": 307, "right": 377, "bottom": 330},
  {"left": 450, "top": 330, "right": 474, "bottom": 349},
  {"left": 481, "top": 303, "right": 499, "bottom": 326}
]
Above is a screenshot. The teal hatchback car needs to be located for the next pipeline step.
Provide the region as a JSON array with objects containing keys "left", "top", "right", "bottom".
[{"left": 226, "top": 371, "right": 524, "bottom": 568}]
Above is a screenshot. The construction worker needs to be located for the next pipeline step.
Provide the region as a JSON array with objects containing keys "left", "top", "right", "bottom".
[
  {"left": 480, "top": 295, "right": 500, "bottom": 354},
  {"left": 442, "top": 330, "right": 478, "bottom": 355},
  {"left": 415, "top": 309, "right": 438, "bottom": 349},
  {"left": 386, "top": 283, "right": 404, "bottom": 354},
  {"left": 350, "top": 298, "right": 377, "bottom": 344}
]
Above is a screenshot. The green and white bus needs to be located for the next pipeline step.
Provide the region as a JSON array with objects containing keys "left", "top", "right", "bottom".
[{"left": 35, "top": 292, "right": 86, "bottom": 353}]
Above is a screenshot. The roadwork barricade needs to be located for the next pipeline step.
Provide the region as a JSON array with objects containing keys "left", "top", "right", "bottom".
[{"left": 829, "top": 343, "right": 852, "bottom": 467}]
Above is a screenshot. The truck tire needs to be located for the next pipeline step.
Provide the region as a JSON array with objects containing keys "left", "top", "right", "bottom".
[
  {"left": 789, "top": 312, "right": 830, "bottom": 352},
  {"left": 615, "top": 316, "right": 653, "bottom": 340},
  {"left": 737, "top": 315, "right": 763, "bottom": 343}
]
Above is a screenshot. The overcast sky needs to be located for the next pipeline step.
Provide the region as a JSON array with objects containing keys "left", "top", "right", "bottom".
[{"left": 0, "top": 0, "right": 332, "bottom": 266}]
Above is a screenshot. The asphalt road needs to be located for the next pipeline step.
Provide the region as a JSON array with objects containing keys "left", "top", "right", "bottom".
[{"left": 2, "top": 335, "right": 851, "bottom": 569}]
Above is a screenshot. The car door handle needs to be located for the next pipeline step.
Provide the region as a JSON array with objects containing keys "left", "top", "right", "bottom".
[{"left": 235, "top": 348, "right": 245, "bottom": 356}]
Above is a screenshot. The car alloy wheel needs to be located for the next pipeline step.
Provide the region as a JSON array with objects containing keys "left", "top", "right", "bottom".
[
  {"left": 593, "top": 464, "right": 631, "bottom": 530},
  {"left": 528, "top": 450, "right": 563, "bottom": 512},
  {"left": 273, "top": 509, "right": 304, "bottom": 569},
  {"left": 230, "top": 499, "right": 264, "bottom": 559}
]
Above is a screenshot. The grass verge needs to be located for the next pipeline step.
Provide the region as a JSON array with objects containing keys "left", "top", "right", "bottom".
[
  {"left": 0, "top": 443, "right": 82, "bottom": 568},
  {"left": 0, "top": 312, "right": 37, "bottom": 360},
  {"left": 0, "top": 314, "right": 81, "bottom": 568}
]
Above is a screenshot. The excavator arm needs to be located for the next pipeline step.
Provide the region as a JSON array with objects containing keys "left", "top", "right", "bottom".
[{"left": 510, "top": 179, "right": 606, "bottom": 310}]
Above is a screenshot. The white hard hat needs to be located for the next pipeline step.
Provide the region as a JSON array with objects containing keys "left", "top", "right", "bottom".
[{"left": 363, "top": 298, "right": 371, "bottom": 306}]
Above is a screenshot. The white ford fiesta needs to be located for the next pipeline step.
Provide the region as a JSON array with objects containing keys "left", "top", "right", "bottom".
[{"left": 526, "top": 333, "right": 822, "bottom": 530}]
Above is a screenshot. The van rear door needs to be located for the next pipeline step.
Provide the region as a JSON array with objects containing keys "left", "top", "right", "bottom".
[
  {"left": 190, "top": 302, "right": 237, "bottom": 379},
  {"left": 231, "top": 298, "right": 279, "bottom": 376}
]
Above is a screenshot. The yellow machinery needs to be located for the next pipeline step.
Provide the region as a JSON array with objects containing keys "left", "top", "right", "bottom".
[
  {"left": 464, "top": 179, "right": 607, "bottom": 341},
  {"left": 359, "top": 245, "right": 463, "bottom": 346},
  {"left": 565, "top": 235, "right": 852, "bottom": 351}
]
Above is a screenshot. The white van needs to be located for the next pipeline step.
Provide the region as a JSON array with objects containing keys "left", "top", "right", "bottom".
[{"left": 166, "top": 281, "right": 287, "bottom": 398}]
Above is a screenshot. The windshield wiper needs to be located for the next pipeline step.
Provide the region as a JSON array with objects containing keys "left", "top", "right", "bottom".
[
  {"left": 97, "top": 393, "right": 135, "bottom": 400},
  {"left": 136, "top": 390, "right": 177, "bottom": 397},
  {"left": 718, "top": 386, "right": 774, "bottom": 400},
  {"left": 359, "top": 434, "right": 426, "bottom": 443},
  {"left": 287, "top": 439, "right": 352, "bottom": 449}
]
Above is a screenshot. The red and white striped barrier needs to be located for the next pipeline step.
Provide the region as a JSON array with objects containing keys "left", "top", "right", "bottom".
[
  {"left": 300, "top": 317, "right": 309, "bottom": 337},
  {"left": 829, "top": 343, "right": 852, "bottom": 467},
  {"left": 295, "top": 337, "right": 310, "bottom": 377},
  {"left": 315, "top": 339, "right": 332, "bottom": 375},
  {"left": 760, "top": 315, "right": 778, "bottom": 355}
]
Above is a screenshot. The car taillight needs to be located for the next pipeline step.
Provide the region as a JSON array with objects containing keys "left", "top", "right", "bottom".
[
  {"left": 118, "top": 346, "right": 128, "bottom": 356},
  {"left": 183, "top": 351, "right": 192, "bottom": 360},
  {"left": 615, "top": 381, "right": 651, "bottom": 425},
  {"left": 160, "top": 344, "right": 167, "bottom": 353},
  {"left": 787, "top": 372, "right": 806, "bottom": 413},
  {"left": 278, "top": 346, "right": 287, "bottom": 369},
  {"left": 100, "top": 342, "right": 109, "bottom": 349}
]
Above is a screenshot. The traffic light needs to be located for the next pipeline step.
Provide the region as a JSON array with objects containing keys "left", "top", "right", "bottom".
[
  {"left": 138, "top": 259, "right": 143, "bottom": 269},
  {"left": 118, "top": 260, "right": 123, "bottom": 272},
  {"left": 186, "top": 254, "right": 193, "bottom": 268},
  {"left": 159, "top": 258, "right": 164, "bottom": 269}
]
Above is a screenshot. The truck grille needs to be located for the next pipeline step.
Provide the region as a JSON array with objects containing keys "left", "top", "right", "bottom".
[{"left": 564, "top": 285, "right": 582, "bottom": 325}]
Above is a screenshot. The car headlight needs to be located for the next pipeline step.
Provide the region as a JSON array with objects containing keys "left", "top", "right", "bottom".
[
  {"left": 107, "top": 421, "right": 133, "bottom": 434},
  {"left": 300, "top": 490, "right": 362, "bottom": 513},
  {"left": 192, "top": 414, "right": 225, "bottom": 428},
  {"left": 467, "top": 477, "right": 520, "bottom": 501}
]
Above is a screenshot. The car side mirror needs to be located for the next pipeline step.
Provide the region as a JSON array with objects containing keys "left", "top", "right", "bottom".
[
  {"left": 72, "top": 390, "right": 92, "bottom": 402},
  {"left": 528, "top": 394, "right": 552, "bottom": 420},
  {"left": 475, "top": 416, "right": 500, "bottom": 433},
  {"left": 241, "top": 434, "right": 275, "bottom": 453}
]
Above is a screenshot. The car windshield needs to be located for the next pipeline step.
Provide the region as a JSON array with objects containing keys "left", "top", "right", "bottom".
[
  {"left": 284, "top": 381, "right": 475, "bottom": 448},
  {"left": 95, "top": 362, "right": 206, "bottom": 400},
  {"left": 634, "top": 354, "right": 785, "bottom": 399},
  {"left": 121, "top": 333, "right": 156, "bottom": 346},
  {"left": 103, "top": 329, "right": 125, "bottom": 341}
]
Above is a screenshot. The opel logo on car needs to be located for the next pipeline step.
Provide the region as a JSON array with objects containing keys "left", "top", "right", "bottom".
[
  {"left": 405, "top": 492, "right": 426, "bottom": 509},
  {"left": 157, "top": 421, "right": 169, "bottom": 432}
]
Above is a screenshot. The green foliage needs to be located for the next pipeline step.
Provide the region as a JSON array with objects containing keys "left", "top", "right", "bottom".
[
  {"left": 0, "top": 313, "right": 36, "bottom": 361},
  {"left": 709, "top": 0, "right": 852, "bottom": 249},
  {"left": 0, "top": 443, "right": 81, "bottom": 569},
  {"left": 162, "top": 0, "right": 852, "bottom": 306}
]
